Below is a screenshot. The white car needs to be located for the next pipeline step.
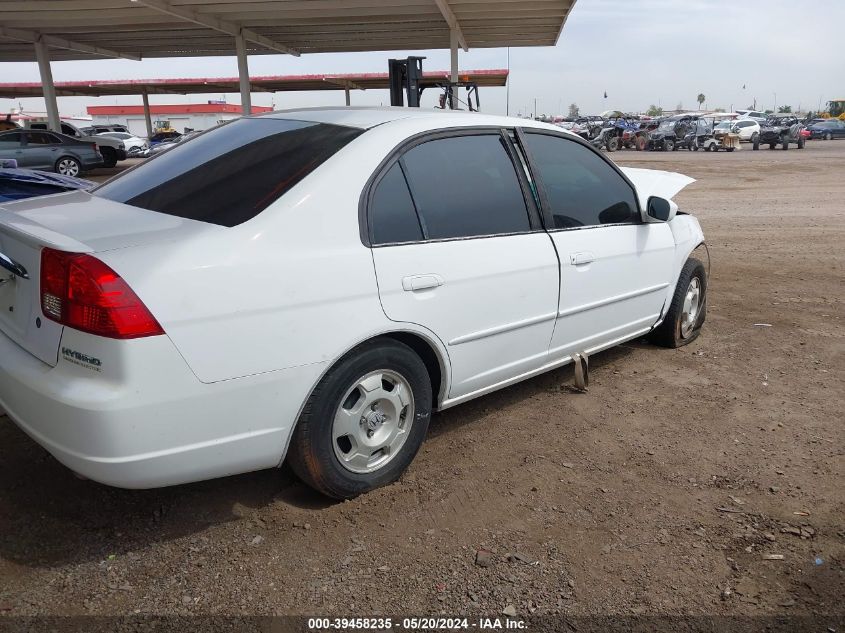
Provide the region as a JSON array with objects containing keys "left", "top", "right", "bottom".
[
  {"left": 0, "top": 108, "right": 707, "bottom": 498},
  {"left": 96, "top": 131, "right": 147, "bottom": 155},
  {"left": 715, "top": 119, "right": 761, "bottom": 142},
  {"left": 735, "top": 109, "right": 768, "bottom": 123}
]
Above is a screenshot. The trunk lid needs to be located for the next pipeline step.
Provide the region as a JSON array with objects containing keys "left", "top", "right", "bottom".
[{"left": 0, "top": 191, "right": 221, "bottom": 365}]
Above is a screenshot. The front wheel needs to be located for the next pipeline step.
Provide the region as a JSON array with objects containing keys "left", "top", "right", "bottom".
[
  {"left": 606, "top": 136, "right": 619, "bottom": 152},
  {"left": 798, "top": 135, "right": 805, "bottom": 149},
  {"left": 648, "top": 258, "right": 707, "bottom": 348},
  {"left": 751, "top": 132, "right": 759, "bottom": 145},
  {"left": 55, "top": 156, "right": 81, "bottom": 176},
  {"left": 825, "top": 132, "right": 833, "bottom": 141},
  {"left": 287, "top": 339, "right": 432, "bottom": 499},
  {"left": 664, "top": 139, "right": 675, "bottom": 152}
]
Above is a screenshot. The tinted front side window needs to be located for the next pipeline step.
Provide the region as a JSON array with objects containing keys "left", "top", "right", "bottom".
[
  {"left": 370, "top": 163, "right": 423, "bottom": 244},
  {"left": 94, "top": 118, "right": 362, "bottom": 227},
  {"left": 523, "top": 133, "right": 638, "bottom": 229},
  {"left": 400, "top": 134, "right": 530, "bottom": 240}
]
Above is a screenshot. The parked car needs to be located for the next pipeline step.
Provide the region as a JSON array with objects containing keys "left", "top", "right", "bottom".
[
  {"left": 0, "top": 109, "right": 706, "bottom": 498},
  {"left": 96, "top": 131, "right": 147, "bottom": 155},
  {"left": 735, "top": 110, "right": 768, "bottom": 123},
  {"left": 148, "top": 130, "right": 182, "bottom": 146},
  {"left": 0, "top": 163, "right": 93, "bottom": 202},
  {"left": 714, "top": 119, "right": 760, "bottom": 142},
  {"left": 80, "top": 124, "right": 130, "bottom": 135},
  {"left": 753, "top": 116, "right": 805, "bottom": 150},
  {"left": 0, "top": 129, "right": 103, "bottom": 176},
  {"left": 139, "top": 131, "right": 200, "bottom": 157},
  {"left": 27, "top": 121, "right": 126, "bottom": 167},
  {"left": 805, "top": 119, "right": 845, "bottom": 140}
]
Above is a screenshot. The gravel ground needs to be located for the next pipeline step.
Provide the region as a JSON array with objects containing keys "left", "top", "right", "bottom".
[{"left": 0, "top": 140, "right": 842, "bottom": 626}]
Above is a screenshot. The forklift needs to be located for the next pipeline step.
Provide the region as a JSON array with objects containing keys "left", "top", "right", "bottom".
[{"left": 388, "top": 56, "right": 480, "bottom": 111}]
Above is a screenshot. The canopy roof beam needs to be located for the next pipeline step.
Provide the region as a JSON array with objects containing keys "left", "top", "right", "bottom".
[
  {"left": 0, "top": 25, "right": 140, "bottom": 60},
  {"left": 129, "top": 0, "right": 300, "bottom": 57},
  {"left": 432, "top": 0, "right": 468, "bottom": 51}
]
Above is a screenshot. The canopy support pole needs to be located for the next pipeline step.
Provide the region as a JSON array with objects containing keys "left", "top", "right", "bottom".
[
  {"left": 34, "top": 36, "right": 60, "bottom": 132},
  {"left": 450, "top": 29, "right": 459, "bottom": 110},
  {"left": 235, "top": 31, "right": 252, "bottom": 115},
  {"left": 345, "top": 86, "right": 351, "bottom": 107},
  {"left": 141, "top": 89, "right": 153, "bottom": 138}
]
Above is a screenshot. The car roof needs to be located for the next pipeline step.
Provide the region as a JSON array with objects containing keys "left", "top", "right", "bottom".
[{"left": 256, "top": 106, "right": 563, "bottom": 133}]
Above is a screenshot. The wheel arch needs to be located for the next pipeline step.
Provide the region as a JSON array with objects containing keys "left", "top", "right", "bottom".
[{"left": 277, "top": 327, "right": 451, "bottom": 467}]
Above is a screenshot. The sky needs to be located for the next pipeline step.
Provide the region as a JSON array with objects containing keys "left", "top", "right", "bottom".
[{"left": 2, "top": 0, "right": 842, "bottom": 119}]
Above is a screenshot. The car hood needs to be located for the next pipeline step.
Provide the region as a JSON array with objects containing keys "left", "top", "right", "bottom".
[{"left": 620, "top": 167, "right": 696, "bottom": 208}]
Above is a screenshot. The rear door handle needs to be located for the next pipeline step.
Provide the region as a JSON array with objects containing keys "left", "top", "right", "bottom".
[
  {"left": 570, "top": 252, "right": 595, "bottom": 266},
  {"left": 402, "top": 274, "right": 443, "bottom": 291}
]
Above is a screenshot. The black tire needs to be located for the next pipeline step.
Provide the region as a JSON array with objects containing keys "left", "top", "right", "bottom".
[
  {"left": 769, "top": 143, "right": 777, "bottom": 150},
  {"left": 664, "top": 139, "right": 675, "bottom": 152},
  {"left": 726, "top": 147, "right": 735, "bottom": 152},
  {"left": 287, "top": 338, "right": 433, "bottom": 499},
  {"left": 706, "top": 142, "right": 715, "bottom": 152},
  {"left": 100, "top": 146, "right": 118, "bottom": 168},
  {"left": 798, "top": 135, "right": 805, "bottom": 149},
  {"left": 782, "top": 138, "right": 789, "bottom": 150},
  {"left": 648, "top": 258, "right": 707, "bottom": 348},
  {"left": 753, "top": 137, "right": 760, "bottom": 150},
  {"left": 54, "top": 156, "right": 81, "bottom": 177},
  {"left": 606, "top": 136, "right": 619, "bottom": 152},
  {"left": 825, "top": 132, "right": 832, "bottom": 141}
]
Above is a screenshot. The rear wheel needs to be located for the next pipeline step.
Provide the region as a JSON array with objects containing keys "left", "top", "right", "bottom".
[
  {"left": 751, "top": 132, "right": 759, "bottom": 145},
  {"left": 825, "top": 132, "right": 833, "bottom": 141},
  {"left": 635, "top": 136, "right": 646, "bottom": 151},
  {"left": 797, "top": 135, "right": 805, "bottom": 149},
  {"left": 782, "top": 138, "right": 789, "bottom": 150},
  {"left": 648, "top": 258, "right": 707, "bottom": 348},
  {"left": 55, "top": 156, "right": 81, "bottom": 177},
  {"left": 664, "top": 139, "right": 675, "bottom": 152},
  {"left": 287, "top": 339, "right": 432, "bottom": 499},
  {"left": 606, "top": 136, "right": 619, "bottom": 152}
]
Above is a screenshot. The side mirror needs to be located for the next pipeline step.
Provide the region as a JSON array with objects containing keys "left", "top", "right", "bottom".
[{"left": 646, "top": 196, "right": 675, "bottom": 222}]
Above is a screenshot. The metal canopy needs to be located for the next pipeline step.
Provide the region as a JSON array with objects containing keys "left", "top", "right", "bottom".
[
  {"left": 0, "top": 69, "right": 507, "bottom": 98},
  {"left": 0, "top": 1, "right": 576, "bottom": 62}
]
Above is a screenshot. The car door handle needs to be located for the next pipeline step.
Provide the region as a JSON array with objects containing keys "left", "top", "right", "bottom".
[
  {"left": 570, "top": 252, "right": 595, "bottom": 266},
  {"left": 402, "top": 274, "right": 443, "bottom": 291}
]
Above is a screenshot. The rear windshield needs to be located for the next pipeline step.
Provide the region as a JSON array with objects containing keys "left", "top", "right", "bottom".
[{"left": 93, "top": 117, "right": 362, "bottom": 227}]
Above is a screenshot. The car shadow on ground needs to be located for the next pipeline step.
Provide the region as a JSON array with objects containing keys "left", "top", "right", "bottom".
[{"left": 0, "top": 342, "right": 637, "bottom": 569}]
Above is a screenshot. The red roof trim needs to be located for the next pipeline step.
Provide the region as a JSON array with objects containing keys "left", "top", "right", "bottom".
[{"left": 4, "top": 69, "right": 508, "bottom": 91}]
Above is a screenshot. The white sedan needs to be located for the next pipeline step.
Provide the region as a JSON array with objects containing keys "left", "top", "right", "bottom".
[
  {"left": 0, "top": 108, "right": 707, "bottom": 498},
  {"left": 96, "top": 131, "right": 147, "bottom": 155}
]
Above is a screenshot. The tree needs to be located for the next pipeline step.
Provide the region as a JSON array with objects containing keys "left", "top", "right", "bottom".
[
  {"left": 646, "top": 104, "right": 663, "bottom": 117},
  {"left": 697, "top": 93, "right": 706, "bottom": 109},
  {"left": 568, "top": 103, "right": 580, "bottom": 119},
  {"left": 777, "top": 105, "right": 792, "bottom": 113}
]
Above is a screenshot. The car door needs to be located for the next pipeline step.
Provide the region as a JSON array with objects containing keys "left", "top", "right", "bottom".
[
  {"left": 367, "top": 130, "right": 560, "bottom": 402},
  {"left": 518, "top": 130, "right": 676, "bottom": 360},
  {"left": 0, "top": 131, "right": 25, "bottom": 166},
  {"left": 23, "top": 131, "right": 60, "bottom": 170}
]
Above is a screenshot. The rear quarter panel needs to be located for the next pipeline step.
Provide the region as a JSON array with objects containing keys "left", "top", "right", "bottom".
[{"left": 97, "top": 125, "right": 433, "bottom": 385}]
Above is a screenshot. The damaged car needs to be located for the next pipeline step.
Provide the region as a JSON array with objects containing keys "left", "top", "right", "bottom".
[{"left": 0, "top": 108, "right": 707, "bottom": 499}]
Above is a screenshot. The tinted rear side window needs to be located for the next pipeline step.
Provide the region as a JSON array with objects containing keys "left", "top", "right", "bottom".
[
  {"left": 370, "top": 163, "right": 423, "bottom": 244},
  {"left": 94, "top": 118, "right": 362, "bottom": 227},
  {"left": 400, "top": 134, "right": 530, "bottom": 240}
]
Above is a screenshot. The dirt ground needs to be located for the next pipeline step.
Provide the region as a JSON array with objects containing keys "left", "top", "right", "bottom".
[{"left": 0, "top": 141, "right": 842, "bottom": 628}]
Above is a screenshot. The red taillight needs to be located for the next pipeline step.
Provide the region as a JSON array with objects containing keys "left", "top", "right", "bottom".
[{"left": 40, "top": 248, "right": 164, "bottom": 339}]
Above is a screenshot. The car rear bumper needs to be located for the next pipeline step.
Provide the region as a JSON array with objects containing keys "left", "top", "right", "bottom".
[{"left": 0, "top": 326, "right": 325, "bottom": 488}]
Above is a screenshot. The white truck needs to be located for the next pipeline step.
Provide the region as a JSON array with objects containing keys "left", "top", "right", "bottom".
[{"left": 25, "top": 120, "right": 127, "bottom": 168}]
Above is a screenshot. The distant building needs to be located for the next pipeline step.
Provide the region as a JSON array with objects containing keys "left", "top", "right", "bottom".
[{"left": 86, "top": 103, "right": 273, "bottom": 137}]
